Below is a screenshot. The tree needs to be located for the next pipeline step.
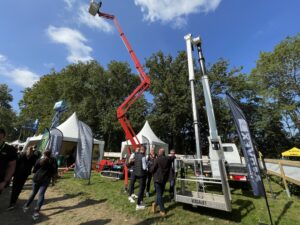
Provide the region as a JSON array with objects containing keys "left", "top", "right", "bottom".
[
  {"left": 0, "top": 84, "right": 17, "bottom": 141},
  {"left": 145, "top": 51, "right": 194, "bottom": 153},
  {"left": 19, "top": 72, "right": 60, "bottom": 133},
  {"left": 145, "top": 51, "right": 246, "bottom": 155},
  {"left": 19, "top": 60, "right": 148, "bottom": 151},
  {"left": 249, "top": 34, "right": 300, "bottom": 155}
]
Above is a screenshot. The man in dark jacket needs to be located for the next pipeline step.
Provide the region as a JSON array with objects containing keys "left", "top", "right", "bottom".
[
  {"left": 150, "top": 148, "right": 172, "bottom": 216},
  {"left": 8, "top": 146, "right": 40, "bottom": 210},
  {"left": 127, "top": 147, "right": 140, "bottom": 203},
  {"left": 168, "top": 149, "right": 176, "bottom": 200},
  {"left": 132, "top": 146, "right": 147, "bottom": 210},
  {"left": 0, "top": 128, "right": 17, "bottom": 196}
]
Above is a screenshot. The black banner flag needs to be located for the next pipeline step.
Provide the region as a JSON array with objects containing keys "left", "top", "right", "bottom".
[{"left": 226, "top": 93, "right": 265, "bottom": 197}]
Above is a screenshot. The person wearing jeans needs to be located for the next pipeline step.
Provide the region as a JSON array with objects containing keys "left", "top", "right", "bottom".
[
  {"left": 168, "top": 149, "right": 176, "bottom": 200},
  {"left": 145, "top": 148, "right": 157, "bottom": 197},
  {"left": 24, "top": 178, "right": 51, "bottom": 212},
  {"left": 23, "top": 149, "right": 57, "bottom": 220},
  {"left": 132, "top": 146, "right": 147, "bottom": 210},
  {"left": 150, "top": 148, "right": 173, "bottom": 216},
  {"left": 127, "top": 147, "right": 139, "bottom": 203}
]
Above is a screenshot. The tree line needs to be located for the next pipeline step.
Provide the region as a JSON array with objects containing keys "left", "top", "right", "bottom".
[{"left": 0, "top": 34, "right": 299, "bottom": 158}]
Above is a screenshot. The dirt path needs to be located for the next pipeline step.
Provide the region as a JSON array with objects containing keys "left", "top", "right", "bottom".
[{"left": 0, "top": 182, "right": 141, "bottom": 225}]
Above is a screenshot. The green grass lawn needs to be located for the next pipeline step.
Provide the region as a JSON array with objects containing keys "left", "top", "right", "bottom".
[{"left": 55, "top": 172, "right": 300, "bottom": 225}]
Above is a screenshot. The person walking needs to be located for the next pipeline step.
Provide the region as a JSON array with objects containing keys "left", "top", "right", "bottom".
[
  {"left": 0, "top": 128, "right": 17, "bottom": 196},
  {"left": 23, "top": 149, "right": 58, "bottom": 220},
  {"left": 150, "top": 148, "right": 172, "bottom": 216},
  {"left": 145, "top": 147, "right": 157, "bottom": 197},
  {"left": 8, "top": 146, "right": 40, "bottom": 210}
]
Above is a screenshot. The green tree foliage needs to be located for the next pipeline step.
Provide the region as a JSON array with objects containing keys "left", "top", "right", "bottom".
[
  {"left": 0, "top": 84, "right": 17, "bottom": 141},
  {"left": 205, "top": 59, "right": 245, "bottom": 143},
  {"left": 145, "top": 51, "right": 244, "bottom": 154},
  {"left": 249, "top": 34, "right": 300, "bottom": 156},
  {"left": 145, "top": 51, "right": 194, "bottom": 153},
  {"left": 17, "top": 34, "right": 300, "bottom": 158},
  {"left": 19, "top": 72, "right": 60, "bottom": 132},
  {"left": 19, "top": 61, "right": 148, "bottom": 151}
]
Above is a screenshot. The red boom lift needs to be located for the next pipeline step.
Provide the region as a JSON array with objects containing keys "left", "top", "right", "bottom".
[{"left": 88, "top": 1, "right": 150, "bottom": 190}]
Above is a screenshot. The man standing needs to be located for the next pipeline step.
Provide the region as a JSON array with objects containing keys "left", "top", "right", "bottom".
[
  {"left": 150, "top": 148, "right": 172, "bottom": 216},
  {"left": 128, "top": 146, "right": 147, "bottom": 210},
  {"left": 127, "top": 147, "right": 139, "bottom": 203},
  {"left": 0, "top": 128, "right": 17, "bottom": 196},
  {"left": 168, "top": 149, "right": 176, "bottom": 200},
  {"left": 145, "top": 147, "right": 157, "bottom": 197}
]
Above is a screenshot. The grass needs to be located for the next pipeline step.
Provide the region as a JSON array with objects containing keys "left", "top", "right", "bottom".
[{"left": 54, "top": 172, "right": 300, "bottom": 225}]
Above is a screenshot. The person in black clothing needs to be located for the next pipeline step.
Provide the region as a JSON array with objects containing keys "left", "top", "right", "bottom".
[
  {"left": 0, "top": 128, "right": 17, "bottom": 196},
  {"left": 150, "top": 148, "right": 173, "bottom": 216},
  {"left": 127, "top": 147, "right": 140, "bottom": 203},
  {"left": 23, "top": 149, "right": 58, "bottom": 220},
  {"left": 128, "top": 146, "right": 147, "bottom": 210},
  {"left": 145, "top": 147, "right": 157, "bottom": 197},
  {"left": 8, "top": 146, "right": 40, "bottom": 210},
  {"left": 168, "top": 149, "right": 176, "bottom": 200}
]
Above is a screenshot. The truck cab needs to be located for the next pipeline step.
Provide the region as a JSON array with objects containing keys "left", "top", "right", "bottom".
[{"left": 222, "top": 143, "right": 242, "bottom": 164}]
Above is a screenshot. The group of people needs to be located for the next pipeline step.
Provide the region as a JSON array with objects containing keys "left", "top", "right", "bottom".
[
  {"left": 1, "top": 126, "right": 176, "bottom": 219},
  {"left": 0, "top": 128, "right": 58, "bottom": 220},
  {"left": 127, "top": 145, "right": 176, "bottom": 216}
]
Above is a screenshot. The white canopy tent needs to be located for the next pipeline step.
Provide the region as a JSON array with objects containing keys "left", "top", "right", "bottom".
[
  {"left": 120, "top": 120, "right": 168, "bottom": 158},
  {"left": 9, "top": 139, "right": 25, "bottom": 147},
  {"left": 23, "top": 112, "right": 105, "bottom": 161}
]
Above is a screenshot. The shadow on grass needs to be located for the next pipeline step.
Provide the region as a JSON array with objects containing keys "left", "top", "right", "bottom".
[
  {"left": 173, "top": 198, "right": 254, "bottom": 223},
  {"left": 134, "top": 214, "right": 173, "bottom": 225},
  {"left": 0, "top": 199, "right": 51, "bottom": 225},
  {"left": 231, "top": 188, "right": 261, "bottom": 199},
  {"left": 275, "top": 201, "right": 293, "bottom": 225},
  {"left": 79, "top": 219, "right": 112, "bottom": 225},
  {"left": 271, "top": 189, "right": 284, "bottom": 197},
  {"left": 20, "top": 183, "right": 33, "bottom": 191},
  {"left": 44, "top": 192, "right": 85, "bottom": 204},
  {"left": 43, "top": 198, "right": 107, "bottom": 216}
]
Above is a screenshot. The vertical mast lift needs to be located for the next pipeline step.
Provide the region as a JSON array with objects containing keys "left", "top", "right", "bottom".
[
  {"left": 174, "top": 34, "right": 231, "bottom": 211},
  {"left": 89, "top": 1, "right": 150, "bottom": 189}
]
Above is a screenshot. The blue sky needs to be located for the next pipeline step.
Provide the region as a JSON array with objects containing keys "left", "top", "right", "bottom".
[{"left": 0, "top": 0, "right": 299, "bottom": 111}]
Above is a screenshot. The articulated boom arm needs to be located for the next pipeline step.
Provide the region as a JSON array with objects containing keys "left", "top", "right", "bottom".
[{"left": 94, "top": 11, "right": 150, "bottom": 152}]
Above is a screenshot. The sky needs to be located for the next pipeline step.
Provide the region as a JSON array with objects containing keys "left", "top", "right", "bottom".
[{"left": 0, "top": 0, "right": 299, "bottom": 111}]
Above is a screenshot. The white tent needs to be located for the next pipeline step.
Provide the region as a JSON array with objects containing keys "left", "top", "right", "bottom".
[
  {"left": 9, "top": 139, "right": 25, "bottom": 147},
  {"left": 24, "top": 112, "right": 105, "bottom": 161},
  {"left": 120, "top": 120, "right": 168, "bottom": 157}
]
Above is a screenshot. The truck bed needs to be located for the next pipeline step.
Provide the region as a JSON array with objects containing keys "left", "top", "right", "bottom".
[{"left": 201, "top": 163, "right": 248, "bottom": 176}]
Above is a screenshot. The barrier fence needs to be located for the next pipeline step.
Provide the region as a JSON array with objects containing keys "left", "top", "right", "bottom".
[{"left": 264, "top": 159, "right": 300, "bottom": 197}]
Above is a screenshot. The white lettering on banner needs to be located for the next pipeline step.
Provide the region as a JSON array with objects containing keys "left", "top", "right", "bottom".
[{"left": 238, "top": 119, "right": 261, "bottom": 183}]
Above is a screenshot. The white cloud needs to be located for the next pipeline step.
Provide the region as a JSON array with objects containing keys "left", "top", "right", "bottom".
[
  {"left": 10, "top": 69, "right": 40, "bottom": 87},
  {"left": 78, "top": 4, "right": 113, "bottom": 33},
  {"left": 0, "top": 54, "right": 7, "bottom": 62},
  {"left": 46, "top": 25, "right": 93, "bottom": 63},
  {"left": 134, "top": 0, "right": 222, "bottom": 27},
  {"left": 64, "top": 0, "right": 76, "bottom": 10},
  {"left": 0, "top": 53, "right": 39, "bottom": 88}
]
